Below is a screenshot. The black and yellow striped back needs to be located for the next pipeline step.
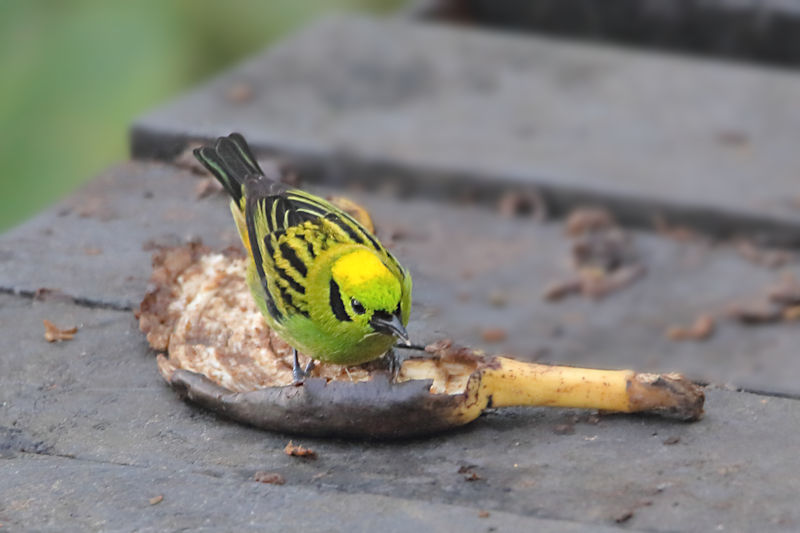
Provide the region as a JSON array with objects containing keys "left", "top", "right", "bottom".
[{"left": 246, "top": 189, "right": 406, "bottom": 324}]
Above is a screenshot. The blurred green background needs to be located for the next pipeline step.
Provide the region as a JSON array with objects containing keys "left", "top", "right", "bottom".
[{"left": 0, "top": 0, "right": 402, "bottom": 231}]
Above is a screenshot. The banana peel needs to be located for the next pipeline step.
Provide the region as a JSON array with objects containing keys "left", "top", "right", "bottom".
[{"left": 138, "top": 244, "right": 704, "bottom": 439}]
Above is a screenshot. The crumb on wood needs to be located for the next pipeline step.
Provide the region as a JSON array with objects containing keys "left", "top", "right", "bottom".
[
  {"left": 783, "top": 306, "right": 800, "bottom": 321},
  {"left": 481, "top": 328, "right": 507, "bottom": 343},
  {"left": 75, "top": 196, "right": 114, "bottom": 221},
  {"left": 171, "top": 143, "right": 208, "bottom": 175},
  {"left": 478, "top": 510, "right": 490, "bottom": 518},
  {"left": 33, "top": 288, "right": 67, "bottom": 301},
  {"left": 579, "top": 264, "right": 646, "bottom": 300},
  {"left": 226, "top": 81, "right": 254, "bottom": 104},
  {"left": 553, "top": 424, "right": 575, "bottom": 435},
  {"left": 284, "top": 441, "right": 317, "bottom": 459},
  {"left": 149, "top": 495, "right": 163, "bottom": 505},
  {"left": 565, "top": 207, "right": 615, "bottom": 236},
  {"left": 253, "top": 471, "right": 286, "bottom": 485},
  {"left": 716, "top": 129, "right": 749, "bottom": 147},
  {"left": 458, "top": 465, "right": 482, "bottom": 481},
  {"left": 546, "top": 207, "right": 644, "bottom": 301},
  {"left": 727, "top": 302, "right": 784, "bottom": 324},
  {"left": 542, "top": 278, "right": 583, "bottom": 301},
  {"left": 767, "top": 274, "right": 800, "bottom": 306},
  {"left": 488, "top": 290, "right": 508, "bottom": 308},
  {"left": 194, "top": 177, "right": 224, "bottom": 199},
  {"left": 653, "top": 215, "right": 699, "bottom": 243},
  {"left": 736, "top": 240, "right": 793, "bottom": 269},
  {"left": 497, "top": 190, "right": 547, "bottom": 220},
  {"left": 43, "top": 320, "right": 78, "bottom": 342},
  {"left": 666, "top": 314, "right": 715, "bottom": 341}
]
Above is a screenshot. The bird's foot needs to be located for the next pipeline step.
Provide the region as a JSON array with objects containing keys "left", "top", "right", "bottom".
[
  {"left": 384, "top": 349, "right": 403, "bottom": 382},
  {"left": 292, "top": 349, "right": 315, "bottom": 385}
]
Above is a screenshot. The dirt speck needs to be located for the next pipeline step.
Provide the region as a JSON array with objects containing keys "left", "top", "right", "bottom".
[
  {"left": 553, "top": 424, "right": 575, "bottom": 435},
  {"left": 487, "top": 290, "right": 509, "bottom": 308},
  {"left": 727, "top": 301, "right": 783, "bottom": 324},
  {"left": 195, "top": 177, "right": 224, "bottom": 199},
  {"left": 458, "top": 465, "right": 483, "bottom": 481},
  {"left": 663, "top": 436, "right": 681, "bottom": 445},
  {"left": 736, "top": 240, "right": 793, "bottom": 269},
  {"left": 716, "top": 129, "right": 749, "bottom": 148},
  {"left": 481, "top": 328, "right": 507, "bottom": 343},
  {"left": 666, "top": 314, "right": 715, "bottom": 341},
  {"left": 43, "top": 320, "right": 78, "bottom": 342},
  {"left": 284, "top": 441, "right": 317, "bottom": 459},
  {"left": 478, "top": 510, "right": 490, "bottom": 518},
  {"left": 614, "top": 510, "right": 634, "bottom": 524},
  {"left": 565, "top": 207, "right": 615, "bottom": 236},
  {"left": 226, "top": 81, "right": 254, "bottom": 104},
  {"left": 497, "top": 190, "right": 547, "bottom": 220},
  {"left": 149, "top": 495, "right": 163, "bottom": 505},
  {"left": 253, "top": 471, "right": 286, "bottom": 485}
]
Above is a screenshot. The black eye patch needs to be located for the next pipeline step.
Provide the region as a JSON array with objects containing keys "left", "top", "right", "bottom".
[{"left": 329, "top": 279, "right": 351, "bottom": 322}]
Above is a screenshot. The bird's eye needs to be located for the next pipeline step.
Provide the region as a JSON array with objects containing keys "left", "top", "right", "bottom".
[{"left": 351, "top": 298, "right": 366, "bottom": 314}]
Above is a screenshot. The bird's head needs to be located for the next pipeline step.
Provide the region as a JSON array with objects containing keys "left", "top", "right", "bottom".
[{"left": 329, "top": 248, "right": 409, "bottom": 343}]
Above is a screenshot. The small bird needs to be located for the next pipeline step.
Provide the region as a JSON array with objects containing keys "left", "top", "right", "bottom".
[{"left": 194, "top": 133, "right": 412, "bottom": 382}]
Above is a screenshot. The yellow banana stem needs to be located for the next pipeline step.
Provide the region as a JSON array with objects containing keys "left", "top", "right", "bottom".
[
  {"left": 481, "top": 357, "right": 634, "bottom": 411},
  {"left": 432, "top": 356, "right": 705, "bottom": 424}
]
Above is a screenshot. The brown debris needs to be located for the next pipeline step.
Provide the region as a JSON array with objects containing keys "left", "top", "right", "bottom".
[
  {"left": 458, "top": 465, "right": 482, "bottom": 481},
  {"left": 662, "top": 436, "right": 681, "bottom": 445},
  {"left": 546, "top": 207, "right": 644, "bottom": 301},
  {"left": 653, "top": 215, "right": 699, "bottom": 243},
  {"left": 571, "top": 229, "right": 632, "bottom": 271},
  {"left": 253, "top": 471, "right": 286, "bottom": 485},
  {"left": 149, "top": 495, "right": 163, "bottom": 505},
  {"left": 75, "top": 196, "right": 114, "bottom": 221},
  {"left": 83, "top": 247, "right": 102, "bottom": 256},
  {"left": 43, "top": 320, "right": 78, "bottom": 343},
  {"left": 727, "top": 273, "right": 800, "bottom": 326},
  {"left": 580, "top": 264, "right": 646, "bottom": 300},
  {"left": 172, "top": 143, "right": 209, "bottom": 175},
  {"left": 542, "top": 278, "right": 582, "bottom": 301},
  {"left": 783, "top": 306, "right": 800, "bottom": 321},
  {"left": 33, "top": 288, "right": 71, "bottom": 304},
  {"left": 614, "top": 510, "right": 634, "bottom": 524},
  {"left": 284, "top": 441, "right": 317, "bottom": 459},
  {"left": 767, "top": 274, "right": 800, "bottom": 306},
  {"left": 736, "top": 240, "right": 793, "bottom": 269},
  {"left": 666, "top": 314, "right": 715, "bottom": 341},
  {"left": 716, "top": 129, "right": 749, "bottom": 148},
  {"left": 497, "top": 190, "right": 547, "bottom": 220},
  {"left": 194, "top": 177, "right": 224, "bottom": 199},
  {"left": 226, "top": 81, "right": 254, "bottom": 104},
  {"left": 727, "top": 302, "right": 783, "bottom": 324},
  {"left": 478, "top": 510, "right": 490, "bottom": 519},
  {"left": 565, "top": 207, "right": 615, "bottom": 236},
  {"left": 552, "top": 424, "right": 575, "bottom": 435},
  {"left": 480, "top": 328, "right": 507, "bottom": 343},
  {"left": 487, "top": 290, "right": 508, "bottom": 308}
]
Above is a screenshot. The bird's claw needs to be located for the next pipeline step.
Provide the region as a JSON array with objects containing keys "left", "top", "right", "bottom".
[{"left": 292, "top": 348, "right": 314, "bottom": 385}]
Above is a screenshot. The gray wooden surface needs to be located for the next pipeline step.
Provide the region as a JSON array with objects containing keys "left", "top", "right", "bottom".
[
  {"left": 134, "top": 15, "right": 800, "bottom": 244},
  {"left": 3, "top": 14, "right": 800, "bottom": 532}
]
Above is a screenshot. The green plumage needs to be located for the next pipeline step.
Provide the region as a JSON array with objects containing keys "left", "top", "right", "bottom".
[{"left": 194, "top": 134, "right": 412, "bottom": 366}]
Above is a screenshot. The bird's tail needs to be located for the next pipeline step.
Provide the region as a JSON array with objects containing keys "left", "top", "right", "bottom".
[{"left": 193, "top": 133, "right": 264, "bottom": 205}]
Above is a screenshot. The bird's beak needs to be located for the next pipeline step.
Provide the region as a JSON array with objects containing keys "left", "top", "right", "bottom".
[{"left": 370, "top": 311, "right": 411, "bottom": 345}]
